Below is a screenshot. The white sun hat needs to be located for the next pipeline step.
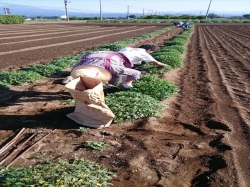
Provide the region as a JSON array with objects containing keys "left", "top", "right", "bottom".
[{"left": 70, "top": 65, "right": 112, "bottom": 83}]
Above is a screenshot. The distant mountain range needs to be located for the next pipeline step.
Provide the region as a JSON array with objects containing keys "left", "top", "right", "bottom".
[{"left": 0, "top": 6, "right": 248, "bottom": 18}]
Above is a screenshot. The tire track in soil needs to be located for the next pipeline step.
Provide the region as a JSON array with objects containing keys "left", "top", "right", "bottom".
[{"left": 198, "top": 26, "right": 250, "bottom": 186}]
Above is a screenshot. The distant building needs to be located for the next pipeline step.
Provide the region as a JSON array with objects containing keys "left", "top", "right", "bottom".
[{"left": 60, "top": 15, "right": 67, "bottom": 19}]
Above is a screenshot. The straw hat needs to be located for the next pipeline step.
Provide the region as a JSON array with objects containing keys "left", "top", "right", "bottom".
[{"left": 71, "top": 65, "right": 112, "bottom": 83}]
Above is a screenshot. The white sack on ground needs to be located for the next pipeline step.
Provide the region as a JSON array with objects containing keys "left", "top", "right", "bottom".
[{"left": 65, "top": 76, "right": 115, "bottom": 128}]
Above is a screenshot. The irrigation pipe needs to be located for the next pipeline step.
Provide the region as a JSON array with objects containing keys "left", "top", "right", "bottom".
[
  {"left": 7, "top": 129, "right": 57, "bottom": 168},
  {"left": 0, "top": 128, "right": 27, "bottom": 156},
  {"left": 0, "top": 133, "right": 37, "bottom": 166}
]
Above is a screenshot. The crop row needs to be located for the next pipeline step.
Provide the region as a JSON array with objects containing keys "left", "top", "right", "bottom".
[
  {"left": 0, "top": 26, "right": 193, "bottom": 124},
  {"left": 105, "top": 27, "right": 194, "bottom": 123}
]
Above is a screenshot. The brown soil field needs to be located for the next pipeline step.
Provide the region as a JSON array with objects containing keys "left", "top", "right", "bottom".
[
  {"left": 0, "top": 23, "right": 170, "bottom": 71},
  {"left": 0, "top": 23, "right": 250, "bottom": 187}
]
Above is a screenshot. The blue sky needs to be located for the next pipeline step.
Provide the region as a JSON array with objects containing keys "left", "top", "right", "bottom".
[{"left": 0, "top": 0, "right": 249, "bottom": 14}]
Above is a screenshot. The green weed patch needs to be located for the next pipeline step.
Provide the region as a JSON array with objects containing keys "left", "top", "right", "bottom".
[
  {"left": 165, "top": 45, "right": 185, "bottom": 53},
  {"left": 105, "top": 91, "right": 164, "bottom": 123},
  {"left": 81, "top": 141, "right": 108, "bottom": 151},
  {"left": 153, "top": 53, "right": 183, "bottom": 68},
  {"left": 139, "top": 63, "right": 172, "bottom": 74},
  {"left": 0, "top": 158, "right": 116, "bottom": 187},
  {"left": 0, "top": 70, "right": 42, "bottom": 85},
  {"left": 130, "top": 74, "right": 179, "bottom": 101}
]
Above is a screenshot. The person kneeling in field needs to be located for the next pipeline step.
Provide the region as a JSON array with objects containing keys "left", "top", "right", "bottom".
[{"left": 62, "top": 44, "right": 167, "bottom": 88}]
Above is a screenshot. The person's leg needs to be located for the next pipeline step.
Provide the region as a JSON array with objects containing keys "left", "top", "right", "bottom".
[
  {"left": 123, "top": 78, "right": 133, "bottom": 88},
  {"left": 122, "top": 69, "right": 141, "bottom": 88},
  {"left": 109, "top": 63, "right": 141, "bottom": 88}
]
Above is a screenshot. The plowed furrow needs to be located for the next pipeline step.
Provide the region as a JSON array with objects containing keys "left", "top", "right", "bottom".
[
  {"left": 0, "top": 24, "right": 89, "bottom": 32},
  {"left": 199, "top": 25, "right": 250, "bottom": 186},
  {"left": 218, "top": 26, "right": 250, "bottom": 39},
  {"left": 172, "top": 25, "right": 235, "bottom": 187},
  {"left": 0, "top": 26, "right": 155, "bottom": 55},
  {"left": 0, "top": 27, "right": 131, "bottom": 52},
  {"left": 0, "top": 26, "right": 110, "bottom": 42},
  {"left": 0, "top": 26, "right": 162, "bottom": 70},
  {"left": 200, "top": 25, "right": 250, "bottom": 128},
  {"left": 211, "top": 26, "right": 250, "bottom": 49},
  {"left": 204, "top": 26, "right": 250, "bottom": 82},
  {"left": 0, "top": 26, "right": 98, "bottom": 36},
  {"left": 175, "top": 27, "right": 212, "bottom": 127},
  {"left": 202, "top": 26, "right": 250, "bottom": 124},
  {"left": 209, "top": 27, "right": 250, "bottom": 60}
]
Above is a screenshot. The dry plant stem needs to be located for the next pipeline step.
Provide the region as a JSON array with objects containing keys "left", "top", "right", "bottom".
[
  {"left": 0, "top": 133, "right": 37, "bottom": 166},
  {"left": 7, "top": 129, "right": 57, "bottom": 168},
  {"left": 0, "top": 128, "right": 27, "bottom": 156}
]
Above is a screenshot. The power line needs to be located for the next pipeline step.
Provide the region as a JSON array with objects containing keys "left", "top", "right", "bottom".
[
  {"left": 0, "top": 2, "right": 64, "bottom": 10},
  {"left": 0, "top": 1, "right": 163, "bottom": 16},
  {"left": 0, "top": 1, "right": 112, "bottom": 13},
  {"left": 102, "top": 0, "right": 160, "bottom": 14}
]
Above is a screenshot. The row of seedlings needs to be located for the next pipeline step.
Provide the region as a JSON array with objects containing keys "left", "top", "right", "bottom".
[{"left": 105, "top": 27, "right": 194, "bottom": 124}]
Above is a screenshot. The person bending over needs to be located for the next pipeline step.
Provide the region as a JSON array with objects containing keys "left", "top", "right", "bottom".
[{"left": 63, "top": 44, "right": 167, "bottom": 88}]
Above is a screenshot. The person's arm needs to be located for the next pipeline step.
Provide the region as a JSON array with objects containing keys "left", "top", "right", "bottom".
[
  {"left": 152, "top": 61, "right": 168, "bottom": 67},
  {"left": 140, "top": 50, "right": 169, "bottom": 67}
]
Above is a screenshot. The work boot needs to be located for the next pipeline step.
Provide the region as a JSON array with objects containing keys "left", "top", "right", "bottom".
[{"left": 122, "top": 81, "right": 133, "bottom": 88}]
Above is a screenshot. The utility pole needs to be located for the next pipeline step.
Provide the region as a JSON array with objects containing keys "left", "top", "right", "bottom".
[
  {"left": 99, "top": 0, "right": 102, "bottom": 20},
  {"left": 205, "top": 0, "right": 212, "bottom": 19},
  {"left": 143, "top": 8, "right": 145, "bottom": 16},
  {"left": 64, "top": 0, "right": 69, "bottom": 21},
  {"left": 127, "top": 5, "right": 130, "bottom": 19}
]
